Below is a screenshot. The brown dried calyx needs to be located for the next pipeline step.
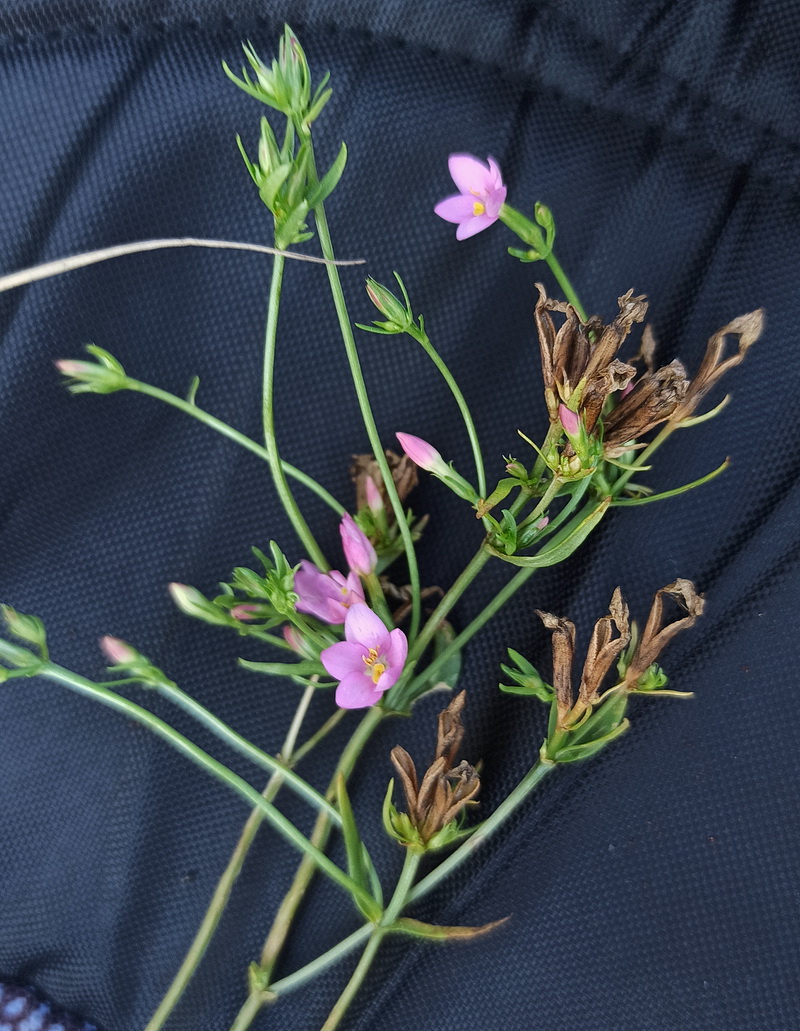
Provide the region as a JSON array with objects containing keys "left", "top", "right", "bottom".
[
  {"left": 620, "top": 579, "right": 705, "bottom": 691},
  {"left": 534, "top": 284, "right": 647, "bottom": 430},
  {"left": 603, "top": 358, "right": 689, "bottom": 457},
  {"left": 537, "top": 587, "right": 631, "bottom": 731},
  {"left": 390, "top": 691, "right": 480, "bottom": 846},
  {"left": 350, "top": 450, "right": 418, "bottom": 520}
]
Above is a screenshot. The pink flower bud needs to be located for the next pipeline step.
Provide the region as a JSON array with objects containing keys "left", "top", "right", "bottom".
[
  {"left": 339, "top": 514, "right": 377, "bottom": 577},
  {"left": 231, "top": 604, "right": 259, "bottom": 621},
  {"left": 99, "top": 635, "right": 137, "bottom": 666},
  {"left": 536, "top": 516, "right": 550, "bottom": 530},
  {"left": 364, "top": 476, "right": 383, "bottom": 514},
  {"left": 283, "top": 625, "right": 305, "bottom": 653},
  {"left": 558, "top": 404, "right": 581, "bottom": 438},
  {"left": 55, "top": 359, "right": 95, "bottom": 377},
  {"left": 396, "top": 432, "right": 448, "bottom": 475}
]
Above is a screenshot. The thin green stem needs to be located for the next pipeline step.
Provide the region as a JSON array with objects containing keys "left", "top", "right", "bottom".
[
  {"left": 398, "top": 564, "right": 537, "bottom": 709},
  {"left": 405, "top": 550, "right": 490, "bottom": 665},
  {"left": 261, "top": 254, "right": 329, "bottom": 569},
  {"left": 543, "top": 250, "right": 586, "bottom": 320},
  {"left": 410, "top": 328, "right": 486, "bottom": 497},
  {"left": 227, "top": 705, "right": 387, "bottom": 1031},
  {"left": 125, "top": 378, "right": 344, "bottom": 516},
  {"left": 410, "top": 761, "right": 553, "bottom": 902},
  {"left": 155, "top": 682, "right": 340, "bottom": 824},
  {"left": 308, "top": 151, "right": 422, "bottom": 641},
  {"left": 144, "top": 684, "right": 316, "bottom": 1031},
  {"left": 290, "top": 706, "right": 347, "bottom": 767},
  {"left": 2, "top": 649, "right": 372, "bottom": 908},
  {"left": 319, "top": 851, "right": 421, "bottom": 1031},
  {"left": 610, "top": 425, "right": 674, "bottom": 497}
]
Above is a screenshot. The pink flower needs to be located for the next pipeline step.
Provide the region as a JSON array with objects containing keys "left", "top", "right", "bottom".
[
  {"left": 434, "top": 154, "right": 507, "bottom": 240},
  {"left": 396, "top": 432, "right": 448, "bottom": 475},
  {"left": 294, "top": 559, "right": 365, "bottom": 624},
  {"left": 339, "top": 513, "right": 377, "bottom": 577},
  {"left": 321, "top": 604, "right": 408, "bottom": 709}
]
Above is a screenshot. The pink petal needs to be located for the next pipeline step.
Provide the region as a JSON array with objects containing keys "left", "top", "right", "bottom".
[
  {"left": 434, "top": 194, "right": 477, "bottom": 224},
  {"left": 320, "top": 641, "right": 365, "bottom": 680},
  {"left": 336, "top": 673, "right": 383, "bottom": 709},
  {"left": 448, "top": 153, "right": 493, "bottom": 195},
  {"left": 345, "top": 573, "right": 366, "bottom": 604},
  {"left": 456, "top": 214, "right": 495, "bottom": 240},
  {"left": 384, "top": 627, "right": 408, "bottom": 670},
  {"left": 487, "top": 157, "right": 504, "bottom": 189},
  {"left": 483, "top": 185, "right": 507, "bottom": 218},
  {"left": 375, "top": 664, "right": 401, "bottom": 691},
  {"left": 344, "top": 603, "right": 389, "bottom": 651}
]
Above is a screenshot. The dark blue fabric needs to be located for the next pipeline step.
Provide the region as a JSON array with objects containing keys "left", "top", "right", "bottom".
[{"left": 1, "top": 2, "right": 798, "bottom": 1029}]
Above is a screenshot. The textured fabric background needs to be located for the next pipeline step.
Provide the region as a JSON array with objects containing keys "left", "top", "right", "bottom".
[{"left": 1, "top": 2, "right": 798, "bottom": 1029}]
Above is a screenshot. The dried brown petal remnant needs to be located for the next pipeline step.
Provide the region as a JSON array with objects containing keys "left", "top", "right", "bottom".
[
  {"left": 390, "top": 691, "right": 480, "bottom": 846},
  {"left": 603, "top": 359, "right": 689, "bottom": 456},
  {"left": 670, "top": 310, "right": 765, "bottom": 423},
  {"left": 621, "top": 579, "right": 704, "bottom": 690},
  {"left": 537, "top": 589, "right": 630, "bottom": 730},
  {"left": 534, "top": 284, "right": 647, "bottom": 429},
  {"left": 350, "top": 450, "right": 418, "bottom": 518}
]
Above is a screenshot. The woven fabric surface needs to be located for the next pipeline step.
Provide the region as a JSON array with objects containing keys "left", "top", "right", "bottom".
[{"left": 0, "top": 1, "right": 798, "bottom": 1029}]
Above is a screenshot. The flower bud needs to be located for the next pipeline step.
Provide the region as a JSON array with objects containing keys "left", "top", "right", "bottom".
[
  {"left": 1, "top": 605, "right": 47, "bottom": 651},
  {"left": 364, "top": 278, "right": 411, "bottom": 333},
  {"left": 339, "top": 514, "right": 377, "bottom": 577},
  {"left": 558, "top": 403, "right": 580, "bottom": 438},
  {"left": 364, "top": 475, "right": 384, "bottom": 515},
  {"left": 395, "top": 432, "right": 449, "bottom": 476},
  {"left": 168, "top": 583, "right": 230, "bottom": 626},
  {"left": 99, "top": 635, "right": 138, "bottom": 666},
  {"left": 55, "top": 345, "right": 127, "bottom": 395},
  {"left": 230, "top": 604, "right": 259, "bottom": 621}
]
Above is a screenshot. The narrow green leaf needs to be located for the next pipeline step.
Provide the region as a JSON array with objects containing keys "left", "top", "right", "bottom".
[
  {"left": 612, "top": 459, "right": 729, "bottom": 506},
  {"left": 238, "top": 658, "right": 322, "bottom": 677},
  {"left": 335, "top": 774, "right": 371, "bottom": 900},
  {"left": 553, "top": 718, "right": 630, "bottom": 762},
  {"left": 186, "top": 375, "right": 200, "bottom": 406},
  {"left": 392, "top": 916, "right": 509, "bottom": 941},
  {"left": 486, "top": 498, "right": 610, "bottom": 567},
  {"left": 567, "top": 688, "right": 628, "bottom": 747},
  {"left": 306, "top": 142, "right": 347, "bottom": 207}
]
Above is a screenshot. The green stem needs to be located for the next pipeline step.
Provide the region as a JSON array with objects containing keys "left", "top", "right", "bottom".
[
  {"left": 227, "top": 705, "right": 387, "bottom": 1031},
  {"left": 319, "top": 851, "right": 421, "bottom": 1031},
  {"left": 410, "top": 327, "right": 486, "bottom": 498},
  {"left": 289, "top": 706, "right": 347, "bottom": 767},
  {"left": 156, "top": 682, "right": 340, "bottom": 824},
  {"left": 2, "top": 649, "right": 372, "bottom": 908},
  {"left": 410, "top": 761, "right": 553, "bottom": 902},
  {"left": 308, "top": 151, "right": 422, "bottom": 641},
  {"left": 261, "top": 254, "right": 329, "bottom": 569},
  {"left": 610, "top": 425, "right": 674, "bottom": 497},
  {"left": 144, "top": 684, "right": 317, "bottom": 1031},
  {"left": 397, "top": 563, "right": 537, "bottom": 709},
  {"left": 125, "top": 378, "right": 344, "bottom": 516},
  {"left": 543, "top": 250, "right": 586, "bottom": 320}
]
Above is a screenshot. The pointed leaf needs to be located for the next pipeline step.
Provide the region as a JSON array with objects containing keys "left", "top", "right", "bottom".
[
  {"left": 392, "top": 916, "right": 510, "bottom": 941},
  {"left": 612, "top": 460, "right": 729, "bottom": 506},
  {"left": 307, "top": 142, "right": 348, "bottom": 207},
  {"left": 553, "top": 718, "right": 630, "bottom": 762}
]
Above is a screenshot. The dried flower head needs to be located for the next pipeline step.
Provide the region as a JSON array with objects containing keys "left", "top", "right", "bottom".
[
  {"left": 534, "top": 285, "right": 647, "bottom": 428},
  {"left": 603, "top": 359, "right": 689, "bottom": 457},
  {"left": 620, "top": 579, "right": 704, "bottom": 691},
  {"left": 387, "top": 691, "right": 480, "bottom": 850},
  {"left": 536, "top": 588, "right": 630, "bottom": 730}
]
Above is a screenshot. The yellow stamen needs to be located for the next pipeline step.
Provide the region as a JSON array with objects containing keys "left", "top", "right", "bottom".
[
  {"left": 472, "top": 201, "right": 486, "bottom": 216},
  {"left": 361, "top": 647, "right": 386, "bottom": 684}
]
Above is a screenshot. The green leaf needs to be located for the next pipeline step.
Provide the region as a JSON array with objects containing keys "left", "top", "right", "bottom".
[
  {"left": 306, "top": 142, "right": 347, "bottom": 207},
  {"left": 422, "top": 621, "right": 462, "bottom": 694},
  {"left": 392, "top": 916, "right": 509, "bottom": 941},
  {"left": 487, "top": 498, "right": 610, "bottom": 567},
  {"left": 612, "top": 459, "right": 729, "bottom": 506},
  {"left": 567, "top": 688, "right": 628, "bottom": 747},
  {"left": 476, "top": 478, "right": 520, "bottom": 517},
  {"left": 335, "top": 775, "right": 382, "bottom": 920},
  {"left": 553, "top": 718, "right": 630, "bottom": 762},
  {"left": 238, "top": 658, "right": 322, "bottom": 677}
]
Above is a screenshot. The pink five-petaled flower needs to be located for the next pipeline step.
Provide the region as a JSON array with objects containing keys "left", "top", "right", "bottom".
[
  {"left": 339, "top": 513, "right": 377, "bottom": 577},
  {"left": 321, "top": 604, "right": 408, "bottom": 709},
  {"left": 294, "top": 560, "right": 365, "bottom": 625},
  {"left": 434, "top": 154, "right": 507, "bottom": 240}
]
